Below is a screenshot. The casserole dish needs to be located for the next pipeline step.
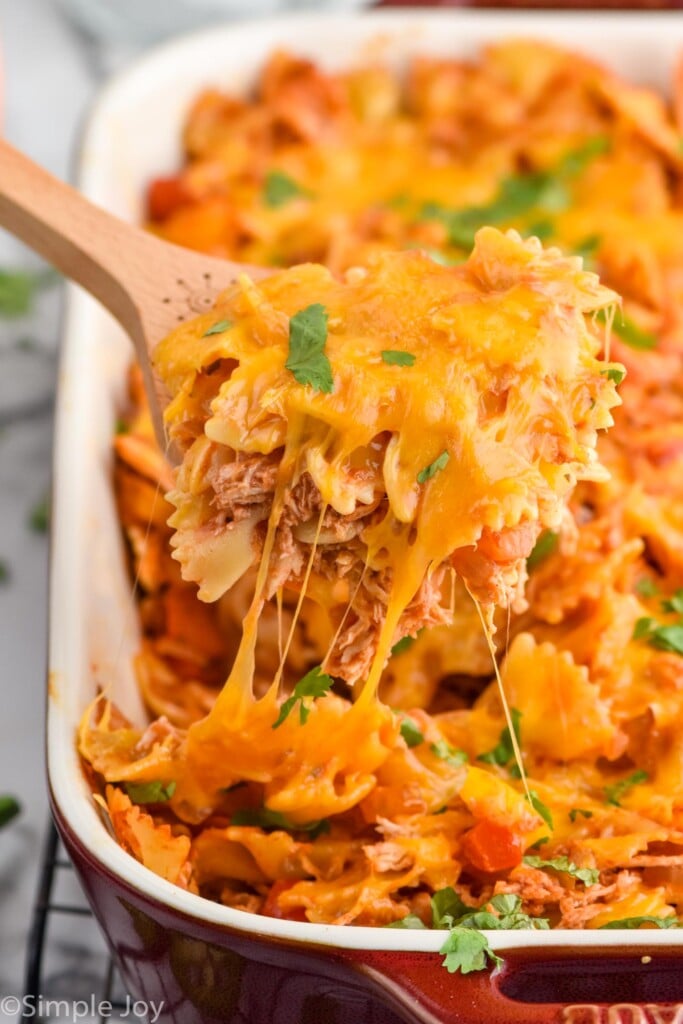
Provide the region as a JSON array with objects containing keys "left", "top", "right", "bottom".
[{"left": 48, "top": 9, "right": 683, "bottom": 1022}]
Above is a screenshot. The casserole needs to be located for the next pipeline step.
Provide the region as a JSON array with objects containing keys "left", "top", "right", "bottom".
[{"left": 48, "top": 9, "right": 683, "bottom": 1022}]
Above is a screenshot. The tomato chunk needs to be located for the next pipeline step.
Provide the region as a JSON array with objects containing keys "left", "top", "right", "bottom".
[
  {"left": 261, "top": 880, "right": 307, "bottom": 922},
  {"left": 147, "top": 175, "right": 192, "bottom": 221},
  {"left": 461, "top": 820, "right": 523, "bottom": 873}
]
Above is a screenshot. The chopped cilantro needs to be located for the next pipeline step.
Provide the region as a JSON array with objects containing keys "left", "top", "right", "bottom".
[
  {"left": 633, "top": 616, "right": 657, "bottom": 640},
  {"left": 29, "top": 497, "right": 49, "bottom": 533},
  {"left": 263, "top": 170, "right": 310, "bottom": 208},
  {"left": 0, "top": 561, "right": 9, "bottom": 584},
  {"left": 569, "top": 808, "right": 593, "bottom": 823},
  {"left": 419, "top": 137, "right": 608, "bottom": 250},
  {"left": 604, "top": 769, "right": 648, "bottom": 807},
  {"left": 390, "top": 889, "right": 548, "bottom": 975},
  {"left": 661, "top": 589, "right": 683, "bottom": 614},
  {"left": 601, "top": 367, "right": 625, "bottom": 385},
  {"left": 523, "top": 855, "right": 599, "bottom": 886},
  {"left": 528, "top": 836, "right": 550, "bottom": 851},
  {"left": 599, "top": 916, "right": 679, "bottom": 930},
  {"left": 0, "top": 796, "right": 20, "bottom": 828},
  {"left": 556, "top": 135, "right": 610, "bottom": 177},
  {"left": 527, "top": 790, "right": 554, "bottom": 830},
  {"left": 391, "top": 636, "right": 414, "bottom": 656},
  {"left": 272, "top": 665, "right": 334, "bottom": 728},
  {"left": 400, "top": 717, "right": 424, "bottom": 748},
  {"left": 231, "top": 807, "right": 329, "bottom": 838},
  {"left": 526, "top": 219, "right": 555, "bottom": 241},
  {"left": 417, "top": 450, "right": 449, "bottom": 485},
  {"left": 574, "top": 235, "right": 601, "bottom": 261},
  {"left": 385, "top": 915, "right": 427, "bottom": 929},
  {"left": 124, "top": 780, "right": 176, "bottom": 804},
  {"left": 478, "top": 708, "right": 522, "bottom": 768},
  {"left": 527, "top": 530, "right": 558, "bottom": 571},
  {"left": 429, "top": 888, "right": 471, "bottom": 929},
  {"left": 633, "top": 617, "right": 683, "bottom": 655},
  {"left": 635, "top": 578, "right": 659, "bottom": 599},
  {"left": 597, "top": 308, "right": 658, "bottom": 351},
  {"left": 448, "top": 893, "right": 549, "bottom": 934},
  {"left": 646, "top": 625, "right": 683, "bottom": 654},
  {"left": 440, "top": 929, "right": 503, "bottom": 975},
  {"left": 381, "top": 350, "right": 416, "bottom": 367},
  {"left": 285, "top": 304, "right": 333, "bottom": 394},
  {"left": 391, "top": 630, "right": 423, "bottom": 657},
  {"left": 203, "top": 319, "right": 233, "bottom": 337},
  {"left": 430, "top": 740, "right": 468, "bottom": 768},
  {"left": 114, "top": 418, "right": 128, "bottom": 435}
]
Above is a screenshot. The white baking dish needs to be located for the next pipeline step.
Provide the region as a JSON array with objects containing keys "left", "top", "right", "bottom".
[{"left": 46, "top": 11, "right": 683, "bottom": 1022}]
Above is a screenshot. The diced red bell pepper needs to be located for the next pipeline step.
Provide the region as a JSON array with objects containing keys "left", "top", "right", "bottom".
[
  {"left": 461, "top": 820, "right": 523, "bottom": 873},
  {"left": 147, "top": 175, "right": 192, "bottom": 222}
]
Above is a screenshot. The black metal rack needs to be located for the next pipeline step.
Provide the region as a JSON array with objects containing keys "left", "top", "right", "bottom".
[{"left": 20, "top": 818, "right": 130, "bottom": 1024}]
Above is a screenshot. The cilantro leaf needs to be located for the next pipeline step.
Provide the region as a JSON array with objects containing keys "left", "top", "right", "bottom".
[
  {"left": 417, "top": 450, "right": 449, "bottom": 485},
  {"left": 400, "top": 717, "right": 424, "bottom": 748},
  {"left": 28, "top": 497, "right": 49, "bottom": 534},
  {"left": 272, "top": 665, "right": 334, "bottom": 728},
  {"left": 556, "top": 135, "right": 610, "bottom": 177},
  {"left": 285, "top": 304, "right": 333, "bottom": 394},
  {"left": 439, "top": 928, "right": 503, "bottom": 975},
  {"left": 456, "top": 894, "right": 550, "bottom": 932},
  {"left": 601, "top": 367, "right": 625, "bottom": 385},
  {"left": 124, "top": 780, "right": 176, "bottom": 804},
  {"left": 574, "top": 235, "right": 601, "bottom": 261},
  {"left": 614, "top": 313, "right": 658, "bottom": 352},
  {"left": 391, "top": 630, "right": 422, "bottom": 657},
  {"left": 527, "top": 790, "right": 554, "bottom": 830},
  {"left": 231, "top": 807, "right": 329, "bottom": 838},
  {"left": 264, "top": 170, "right": 310, "bottom": 208},
  {"left": 478, "top": 708, "right": 522, "bottom": 767},
  {"left": 569, "top": 808, "right": 593, "bottom": 823},
  {"left": 385, "top": 915, "right": 428, "bottom": 929},
  {"left": 649, "top": 625, "right": 683, "bottom": 655},
  {"left": 430, "top": 740, "right": 468, "bottom": 768},
  {"left": 633, "top": 618, "right": 683, "bottom": 655},
  {"left": 527, "top": 530, "right": 558, "bottom": 571},
  {"left": 431, "top": 888, "right": 473, "bottom": 929},
  {"left": 633, "top": 616, "right": 657, "bottom": 640},
  {"left": 661, "top": 589, "right": 683, "bottom": 614},
  {"left": 647, "top": 622, "right": 683, "bottom": 655},
  {"left": 203, "top": 319, "right": 233, "bottom": 337},
  {"left": 0, "top": 796, "right": 20, "bottom": 828},
  {"left": 381, "top": 350, "right": 416, "bottom": 367},
  {"left": 391, "top": 888, "right": 549, "bottom": 974},
  {"left": 635, "top": 578, "right": 659, "bottom": 598},
  {"left": 523, "top": 855, "right": 599, "bottom": 886},
  {"left": 526, "top": 219, "right": 555, "bottom": 241},
  {"left": 599, "top": 916, "right": 679, "bottom": 930},
  {"left": 604, "top": 769, "right": 648, "bottom": 807},
  {"left": 419, "top": 137, "right": 608, "bottom": 250}
]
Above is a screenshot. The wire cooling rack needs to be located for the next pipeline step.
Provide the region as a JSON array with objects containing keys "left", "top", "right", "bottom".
[{"left": 20, "top": 818, "right": 130, "bottom": 1024}]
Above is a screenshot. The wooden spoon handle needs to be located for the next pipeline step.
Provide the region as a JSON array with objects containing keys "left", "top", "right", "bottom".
[
  {"left": 0, "top": 138, "right": 153, "bottom": 354},
  {"left": 0, "top": 138, "right": 245, "bottom": 449},
  {"left": 0, "top": 138, "right": 241, "bottom": 352}
]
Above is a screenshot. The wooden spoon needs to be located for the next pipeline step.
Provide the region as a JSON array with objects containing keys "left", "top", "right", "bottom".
[{"left": 0, "top": 138, "right": 258, "bottom": 448}]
